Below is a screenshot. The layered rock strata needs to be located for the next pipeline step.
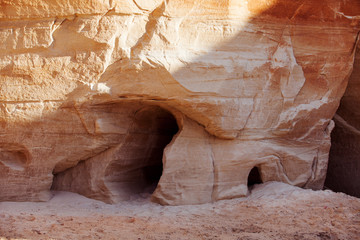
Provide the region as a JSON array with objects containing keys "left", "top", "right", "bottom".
[{"left": 0, "top": 0, "right": 360, "bottom": 205}]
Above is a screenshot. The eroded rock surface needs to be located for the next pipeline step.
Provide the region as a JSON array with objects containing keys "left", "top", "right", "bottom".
[{"left": 0, "top": 0, "right": 360, "bottom": 205}]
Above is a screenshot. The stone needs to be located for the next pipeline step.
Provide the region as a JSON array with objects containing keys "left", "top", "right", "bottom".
[{"left": 0, "top": 0, "right": 359, "bottom": 205}]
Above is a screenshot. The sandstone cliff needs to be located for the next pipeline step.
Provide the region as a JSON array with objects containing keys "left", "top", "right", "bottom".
[{"left": 0, "top": 0, "right": 359, "bottom": 205}]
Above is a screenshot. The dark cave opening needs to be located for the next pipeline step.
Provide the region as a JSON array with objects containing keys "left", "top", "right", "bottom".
[
  {"left": 247, "top": 166, "right": 262, "bottom": 187},
  {"left": 104, "top": 105, "right": 179, "bottom": 196},
  {"left": 325, "top": 115, "right": 360, "bottom": 198},
  {"left": 51, "top": 103, "right": 180, "bottom": 203},
  {"left": 325, "top": 42, "right": 360, "bottom": 198}
]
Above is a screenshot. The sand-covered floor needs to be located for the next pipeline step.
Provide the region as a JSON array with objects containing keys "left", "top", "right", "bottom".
[{"left": 1, "top": 182, "right": 359, "bottom": 240}]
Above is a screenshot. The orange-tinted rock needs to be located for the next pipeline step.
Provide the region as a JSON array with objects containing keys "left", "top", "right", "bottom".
[{"left": 0, "top": 0, "right": 359, "bottom": 205}]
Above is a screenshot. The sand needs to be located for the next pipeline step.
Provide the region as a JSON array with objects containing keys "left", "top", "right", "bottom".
[{"left": 1, "top": 182, "right": 359, "bottom": 240}]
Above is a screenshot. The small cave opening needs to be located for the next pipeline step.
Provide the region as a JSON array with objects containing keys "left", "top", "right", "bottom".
[
  {"left": 104, "top": 105, "right": 179, "bottom": 198},
  {"left": 51, "top": 103, "right": 180, "bottom": 203},
  {"left": 247, "top": 166, "right": 262, "bottom": 188},
  {"left": 326, "top": 104, "right": 360, "bottom": 198}
]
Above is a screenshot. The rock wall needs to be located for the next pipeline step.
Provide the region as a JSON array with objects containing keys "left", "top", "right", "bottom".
[{"left": 0, "top": 0, "right": 360, "bottom": 205}]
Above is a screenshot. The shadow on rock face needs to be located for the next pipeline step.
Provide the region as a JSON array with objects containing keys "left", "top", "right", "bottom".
[{"left": 326, "top": 42, "right": 360, "bottom": 198}]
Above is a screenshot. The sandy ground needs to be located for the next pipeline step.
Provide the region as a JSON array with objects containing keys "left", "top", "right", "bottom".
[{"left": 0, "top": 182, "right": 359, "bottom": 240}]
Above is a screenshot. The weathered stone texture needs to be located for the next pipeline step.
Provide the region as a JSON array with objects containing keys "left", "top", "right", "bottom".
[{"left": 0, "top": 0, "right": 359, "bottom": 205}]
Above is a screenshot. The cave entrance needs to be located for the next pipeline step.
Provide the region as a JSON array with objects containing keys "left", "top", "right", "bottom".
[
  {"left": 247, "top": 166, "right": 262, "bottom": 188},
  {"left": 104, "top": 105, "right": 179, "bottom": 198},
  {"left": 325, "top": 41, "right": 360, "bottom": 198},
  {"left": 51, "top": 103, "right": 179, "bottom": 203}
]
